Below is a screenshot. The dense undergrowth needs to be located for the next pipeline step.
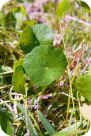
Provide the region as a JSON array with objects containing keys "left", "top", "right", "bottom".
[{"left": 0, "top": 0, "right": 91, "bottom": 136}]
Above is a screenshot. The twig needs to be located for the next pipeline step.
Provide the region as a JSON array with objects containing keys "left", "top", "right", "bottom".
[
  {"left": 65, "top": 15, "right": 91, "bottom": 27},
  {"left": 0, "top": 71, "right": 13, "bottom": 76},
  {"left": 0, "top": 85, "right": 12, "bottom": 90}
]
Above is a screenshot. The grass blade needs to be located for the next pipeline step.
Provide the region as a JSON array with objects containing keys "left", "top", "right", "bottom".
[{"left": 37, "top": 110, "right": 55, "bottom": 135}]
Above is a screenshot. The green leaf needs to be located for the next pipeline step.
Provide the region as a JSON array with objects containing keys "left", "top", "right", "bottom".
[
  {"left": 20, "top": 26, "right": 39, "bottom": 54},
  {"left": 15, "top": 12, "right": 23, "bottom": 29},
  {"left": 79, "top": 1, "right": 90, "bottom": 10},
  {"left": 6, "top": 121, "right": 14, "bottom": 136},
  {"left": 24, "top": 46, "right": 67, "bottom": 87},
  {"left": 81, "top": 0, "right": 91, "bottom": 9},
  {"left": 56, "top": 0, "right": 70, "bottom": 18},
  {"left": 53, "top": 122, "right": 80, "bottom": 136},
  {"left": 37, "top": 111, "right": 55, "bottom": 135},
  {"left": 13, "top": 58, "right": 24, "bottom": 70},
  {"left": 0, "top": 107, "right": 13, "bottom": 135},
  {"left": 12, "top": 65, "right": 25, "bottom": 94},
  {"left": 0, "top": 11, "right": 5, "bottom": 26},
  {"left": 75, "top": 73, "right": 91, "bottom": 102},
  {"left": 20, "top": 24, "right": 54, "bottom": 53},
  {"left": 4, "top": 12, "right": 16, "bottom": 28},
  {"left": 32, "top": 24, "right": 54, "bottom": 45}
]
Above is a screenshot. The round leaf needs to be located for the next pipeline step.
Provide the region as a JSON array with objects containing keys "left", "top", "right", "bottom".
[
  {"left": 32, "top": 24, "right": 54, "bottom": 45},
  {"left": 24, "top": 46, "right": 67, "bottom": 87},
  {"left": 75, "top": 73, "right": 91, "bottom": 102},
  {"left": 20, "top": 24, "right": 54, "bottom": 54}
]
